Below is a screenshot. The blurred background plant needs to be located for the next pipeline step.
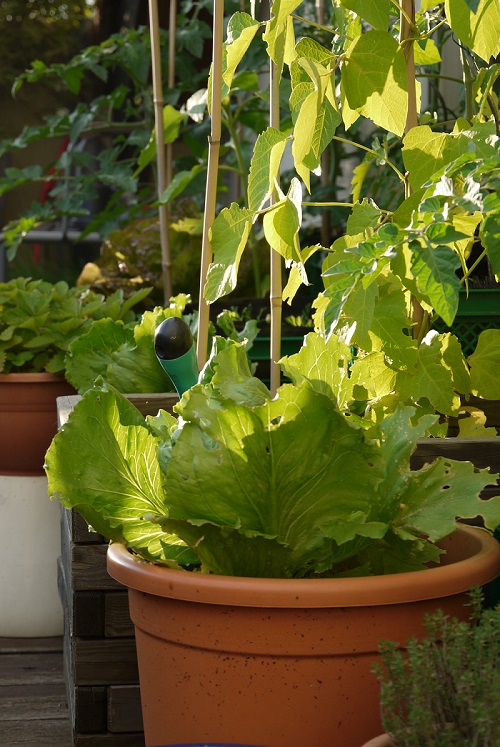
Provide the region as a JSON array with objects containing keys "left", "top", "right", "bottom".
[{"left": 0, "top": 0, "right": 272, "bottom": 300}]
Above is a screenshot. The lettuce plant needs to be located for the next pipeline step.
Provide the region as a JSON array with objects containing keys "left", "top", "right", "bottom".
[
  {"left": 45, "top": 340, "right": 500, "bottom": 578},
  {"left": 0, "top": 277, "right": 151, "bottom": 375}
]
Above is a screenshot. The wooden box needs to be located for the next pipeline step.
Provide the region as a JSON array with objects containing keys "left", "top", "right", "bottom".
[{"left": 57, "top": 394, "right": 177, "bottom": 747}]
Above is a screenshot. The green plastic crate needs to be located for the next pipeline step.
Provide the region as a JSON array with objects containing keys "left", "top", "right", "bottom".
[{"left": 433, "top": 289, "right": 500, "bottom": 355}]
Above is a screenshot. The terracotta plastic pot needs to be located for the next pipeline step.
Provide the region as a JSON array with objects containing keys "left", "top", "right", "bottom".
[
  {"left": 360, "top": 736, "right": 393, "bottom": 747},
  {"left": 107, "top": 526, "right": 500, "bottom": 747},
  {"left": 0, "top": 372, "right": 74, "bottom": 475}
]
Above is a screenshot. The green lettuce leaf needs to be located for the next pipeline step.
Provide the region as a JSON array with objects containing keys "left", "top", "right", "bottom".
[
  {"left": 45, "top": 387, "right": 196, "bottom": 566},
  {"left": 65, "top": 306, "right": 187, "bottom": 394}
]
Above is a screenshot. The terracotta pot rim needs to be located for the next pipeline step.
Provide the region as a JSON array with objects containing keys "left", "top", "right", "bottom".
[
  {"left": 0, "top": 372, "right": 67, "bottom": 383},
  {"left": 107, "top": 525, "right": 500, "bottom": 609}
]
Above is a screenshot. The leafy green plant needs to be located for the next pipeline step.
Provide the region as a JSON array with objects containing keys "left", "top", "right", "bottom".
[
  {"left": 64, "top": 294, "right": 192, "bottom": 394},
  {"left": 64, "top": 293, "right": 260, "bottom": 394},
  {"left": 372, "top": 588, "right": 500, "bottom": 747},
  {"left": 199, "top": 0, "right": 500, "bottom": 424},
  {"left": 0, "top": 276, "right": 151, "bottom": 375},
  {"left": 0, "top": 16, "right": 214, "bottom": 260},
  {"left": 45, "top": 339, "right": 500, "bottom": 576}
]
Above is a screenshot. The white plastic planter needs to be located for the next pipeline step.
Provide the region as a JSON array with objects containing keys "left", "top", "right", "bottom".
[{"left": 0, "top": 475, "right": 63, "bottom": 636}]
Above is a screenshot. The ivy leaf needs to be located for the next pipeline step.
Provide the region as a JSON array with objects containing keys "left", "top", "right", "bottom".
[
  {"left": 342, "top": 280, "right": 378, "bottom": 350},
  {"left": 263, "top": 0, "right": 300, "bottom": 77},
  {"left": 366, "top": 285, "right": 417, "bottom": 369},
  {"left": 402, "top": 126, "right": 469, "bottom": 190},
  {"left": 319, "top": 275, "right": 359, "bottom": 333},
  {"left": 414, "top": 38, "right": 441, "bottom": 65},
  {"left": 262, "top": 179, "right": 302, "bottom": 263},
  {"left": 342, "top": 30, "right": 408, "bottom": 136},
  {"left": 248, "top": 128, "right": 289, "bottom": 212},
  {"left": 411, "top": 240, "right": 461, "bottom": 326},
  {"left": 204, "top": 204, "right": 254, "bottom": 301},
  {"left": 222, "top": 12, "right": 261, "bottom": 97},
  {"left": 349, "top": 352, "right": 397, "bottom": 403},
  {"left": 282, "top": 244, "right": 321, "bottom": 303},
  {"left": 291, "top": 58, "right": 341, "bottom": 189},
  {"left": 445, "top": 0, "right": 500, "bottom": 62},
  {"left": 397, "top": 335, "right": 461, "bottom": 415},
  {"left": 468, "top": 329, "right": 500, "bottom": 399},
  {"left": 338, "top": 0, "right": 391, "bottom": 30},
  {"left": 346, "top": 199, "right": 382, "bottom": 234},
  {"left": 440, "top": 332, "right": 471, "bottom": 396},
  {"left": 293, "top": 92, "right": 340, "bottom": 189}
]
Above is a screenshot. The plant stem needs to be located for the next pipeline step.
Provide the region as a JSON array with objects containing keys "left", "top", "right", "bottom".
[
  {"left": 460, "top": 45, "right": 474, "bottom": 121},
  {"left": 461, "top": 248, "right": 488, "bottom": 283},
  {"left": 303, "top": 201, "right": 354, "bottom": 208},
  {"left": 331, "top": 135, "right": 406, "bottom": 182},
  {"left": 290, "top": 14, "right": 340, "bottom": 38},
  {"left": 390, "top": 0, "right": 415, "bottom": 29}
]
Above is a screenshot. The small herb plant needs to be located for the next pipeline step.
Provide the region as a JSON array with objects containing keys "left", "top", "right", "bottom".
[
  {"left": 373, "top": 588, "right": 500, "bottom": 747},
  {"left": 46, "top": 340, "right": 500, "bottom": 576},
  {"left": 0, "top": 277, "right": 151, "bottom": 375}
]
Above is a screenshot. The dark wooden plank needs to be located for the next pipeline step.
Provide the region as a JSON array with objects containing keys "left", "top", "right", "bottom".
[
  {"left": 413, "top": 437, "right": 500, "bottom": 471},
  {"left": 0, "top": 682, "right": 68, "bottom": 721},
  {"left": 73, "top": 591, "right": 105, "bottom": 637},
  {"left": 0, "top": 718, "right": 72, "bottom": 746},
  {"left": 69, "top": 544, "right": 122, "bottom": 592},
  {"left": 61, "top": 505, "right": 103, "bottom": 545},
  {"left": 71, "top": 638, "right": 139, "bottom": 686},
  {"left": 105, "top": 592, "right": 134, "bottom": 638},
  {"left": 73, "top": 686, "right": 107, "bottom": 733},
  {"left": 74, "top": 733, "right": 145, "bottom": 747},
  {"left": 0, "top": 651, "right": 65, "bottom": 687},
  {"left": 107, "top": 685, "right": 143, "bottom": 733},
  {"left": 0, "top": 637, "right": 63, "bottom": 655}
]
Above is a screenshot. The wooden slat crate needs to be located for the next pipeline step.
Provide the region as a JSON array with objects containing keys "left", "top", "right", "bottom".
[
  {"left": 57, "top": 393, "right": 178, "bottom": 747},
  {"left": 56, "top": 392, "right": 500, "bottom": 746}
]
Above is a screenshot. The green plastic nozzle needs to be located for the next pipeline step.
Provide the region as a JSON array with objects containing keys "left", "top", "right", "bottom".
[{"left": 154, "top": 317, "right": 199, "bottom": 397}]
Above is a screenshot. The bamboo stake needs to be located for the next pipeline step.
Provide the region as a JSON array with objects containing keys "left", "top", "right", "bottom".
[
  {"left": 401, "top": 0, "right": 424, "bottom": 336},
  {"left": 166, "top": 0, "right": 176, "bottom": 189},
  {"left": 317, "top": 0, "right": 331, "bottom": 248},
  {"left": 148, "top": 0, "right": 172, "bottom": 302},
  {"left": 269, "top": 51, "right": 282, "bottom": 396},
  {"left": 196, "top": 0, "right": 224, "bottom": 369},
  {"left": 401, "top": 0, "right": 418, "bottom": 146}
]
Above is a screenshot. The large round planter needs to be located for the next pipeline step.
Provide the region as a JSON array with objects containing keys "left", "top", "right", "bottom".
[
  {"left": 107, "top": 526, "right": 500, "bottom": 747},
  {"left": 0, "top": 372, "right": 75, "bottom": 475},
  {"left": 0, "top": 372, "right": 73, "bottom": 636}
]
